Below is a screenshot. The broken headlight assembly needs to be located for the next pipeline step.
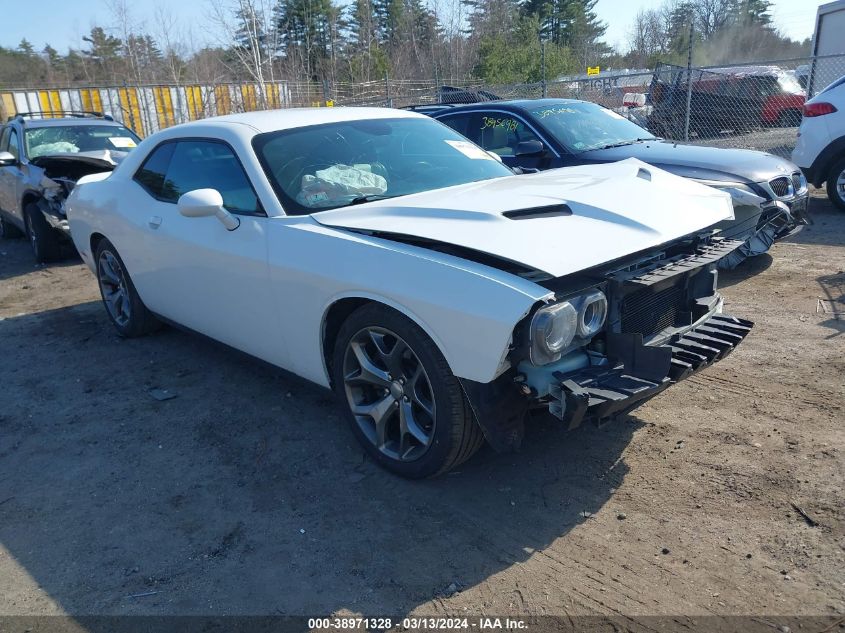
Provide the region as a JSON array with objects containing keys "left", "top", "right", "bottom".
[{"left": 529, "top": 290, "right": 607, "bottom": 365}]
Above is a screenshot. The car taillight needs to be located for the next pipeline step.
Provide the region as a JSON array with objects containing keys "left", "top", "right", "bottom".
[{"left": 803, "top": 102, "right": 838, "bottom": 117}]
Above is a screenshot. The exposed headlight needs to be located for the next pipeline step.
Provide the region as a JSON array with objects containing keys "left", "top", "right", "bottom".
[
  {"left": 693, "top": 179, "right": 751, "bottom": 191},
  {"left": 576, "top": 290, "right": 608, "bottom": 337},
  {"left": 531, "top": 302, "right": 577, "bottom": 365},
  {"left": 530, "top": 290, "right": 607, "bottom": 365}
]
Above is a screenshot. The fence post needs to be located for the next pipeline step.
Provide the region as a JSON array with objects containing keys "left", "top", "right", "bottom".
[
  {"left": 683, "top": 21, "right": 694, "bottom": 142},
  {"left": 541, "top": 41, "right": 547, "bottom": 98}
]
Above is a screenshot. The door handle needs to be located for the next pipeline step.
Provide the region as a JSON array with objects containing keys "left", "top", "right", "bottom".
[{"left": 148, "top": 216, "right": 162, "bottom": 229}]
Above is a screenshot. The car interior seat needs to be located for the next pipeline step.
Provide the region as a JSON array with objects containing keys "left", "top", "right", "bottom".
[{"left": 480, "top": 125, "right": 512, "bottom": 156}]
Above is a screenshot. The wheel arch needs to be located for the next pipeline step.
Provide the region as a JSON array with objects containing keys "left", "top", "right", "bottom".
[
  {"left": 89, "top": 232, "right": 107, "bottom": 255},
  {"left": 21, "top": 189, "right": 42, "bottom": 211},
  {"left": 320, "top": 293, "right": 453, "bottom": 389},
  {"left": 809, "top": 137, "right": 845, "bottom": 187}
]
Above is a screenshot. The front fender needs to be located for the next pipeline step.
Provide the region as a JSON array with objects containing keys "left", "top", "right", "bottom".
[{"left": 268, "top": 218, "right": 554, "bottom": 388}]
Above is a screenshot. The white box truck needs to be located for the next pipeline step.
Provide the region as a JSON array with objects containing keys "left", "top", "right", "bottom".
[{"left": 808, "top": 0, "right": 845, "bottom": 95}]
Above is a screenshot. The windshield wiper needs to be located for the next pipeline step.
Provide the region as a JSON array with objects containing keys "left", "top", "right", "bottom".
[
  {"left": 349, "top": 194, "right": 398, "bottom": 206},
  {"left": 590, "top": 140, "right": 638, "bottom": 150}
]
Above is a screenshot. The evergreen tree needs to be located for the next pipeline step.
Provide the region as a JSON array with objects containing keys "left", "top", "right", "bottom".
[
  {"left": 82, "top": 27, "right": 123, "bottom": 64},
  {"left": 733, "top": 0, "right": 772, "bottom": 27},
  {"left": 18, "top": 39, "right": 35, "bottom": 56}
]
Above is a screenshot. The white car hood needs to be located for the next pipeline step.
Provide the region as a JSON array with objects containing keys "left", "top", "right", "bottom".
[{"left": 313, "top": 159, "right": 734, "bottom": 278}]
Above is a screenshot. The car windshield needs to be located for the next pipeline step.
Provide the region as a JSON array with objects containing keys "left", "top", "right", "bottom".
[
  {"left": 528, "top": 102, "right": 655, "bottom": 152},
  {"left": 252, "top": 117, "right": 514, "bottom": 214},
  {"left": 25, "top": 124, "right": 140, "bottom": 159}
]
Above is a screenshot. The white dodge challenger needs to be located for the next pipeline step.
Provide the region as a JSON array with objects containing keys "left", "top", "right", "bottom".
[{"left": 67, "top": 107, "right": 752, "bottom": 478}]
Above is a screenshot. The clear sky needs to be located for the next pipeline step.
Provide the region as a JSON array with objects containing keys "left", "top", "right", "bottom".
[{"left": 0, "top": 0, "right": 829, "bottom": 56}]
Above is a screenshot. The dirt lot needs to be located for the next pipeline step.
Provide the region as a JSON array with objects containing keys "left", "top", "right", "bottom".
[{"left": 0, "top": 191, "right": 843, "bottom": 621}]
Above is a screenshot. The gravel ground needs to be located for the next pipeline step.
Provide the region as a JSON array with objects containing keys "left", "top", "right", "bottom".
[{"left": 0, "top": 190, "right": 843, "bottom": 620}]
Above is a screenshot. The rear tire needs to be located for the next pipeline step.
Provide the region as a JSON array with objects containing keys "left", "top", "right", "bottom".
[
  {"left": 94, "top": 238, "right": 160, "bottom": 337},
  {"left": 331, "top": 303, "right": 484, "bottom": 478},
  {"left": 24, "top": 203, "right": 61, "bottom": 262},
  {"left": 826, "top": 157, "right": 845, "bottom": 211}
]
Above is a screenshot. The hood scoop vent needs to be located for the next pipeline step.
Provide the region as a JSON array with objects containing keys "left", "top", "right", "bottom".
[{"left": 502, "top": 204, "right": 572, "bottom": 220}]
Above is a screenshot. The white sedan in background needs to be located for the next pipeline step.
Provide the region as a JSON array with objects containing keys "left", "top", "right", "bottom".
[{"left": 67, "top": 107, "right": 752, "bottom": 478}]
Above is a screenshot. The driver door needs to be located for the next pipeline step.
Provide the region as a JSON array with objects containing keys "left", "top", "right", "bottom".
[{"left": 128, "top": 139, "right": 284, "bottom": 365}]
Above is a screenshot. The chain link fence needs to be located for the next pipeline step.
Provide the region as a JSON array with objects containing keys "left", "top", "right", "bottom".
[
  {"left": 353, "top": 55, "right": 845, "bottom": 159},
  {"left": 2, "top": 54, "right": 844, "bottom": 158}
]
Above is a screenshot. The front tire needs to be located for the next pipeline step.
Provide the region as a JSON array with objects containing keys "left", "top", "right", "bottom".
[
  {"left": 24, "top": 203, "right": 61, "bottom": 262},
  {"left": 331, "top": 304, "right": 484, "bottom": 478},
  {"left": 826, "top": 157, "right": 845, "bottom": 211},
  {"left": 95, "top": 238, "right": 160, "bottom": 337}
]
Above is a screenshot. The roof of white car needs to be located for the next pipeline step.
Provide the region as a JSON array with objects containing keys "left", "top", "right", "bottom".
[{"left": 183, "top": 106, "right": 422, "bottom": 134}]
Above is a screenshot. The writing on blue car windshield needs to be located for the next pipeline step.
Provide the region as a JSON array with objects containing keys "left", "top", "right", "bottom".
[
  {"left": 252, "top": 117, "right": 514, "bottom": 215},
  {"left": 529, "top": 102, "right": 656, "bottom": 153}
]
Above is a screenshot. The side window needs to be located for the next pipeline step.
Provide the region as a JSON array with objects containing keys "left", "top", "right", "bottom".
[
  {"left": 438, "top": 113, "right": 478, "bottom": 143},
  {"left": 0, "top": 127, "right": 10, "bottom": 153},
  {"left": 6, "top": 128, "right": 20, "bottom": 160},
  {"left": 477, "top": 114, "right": 541, "bottom": 157},
  {"left": 162, "top": 141, "right": 261, "bottom": 215},
  {"left": 134, "top": 142, "right": 176, "bottom": 198}
]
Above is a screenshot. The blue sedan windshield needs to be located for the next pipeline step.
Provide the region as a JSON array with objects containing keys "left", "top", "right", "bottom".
[
  {"left": 253, "top": 117, "right": 514, "bottom": 215},
  {"left": 529, "top": 102, "right": 656, "bottom": 152}
]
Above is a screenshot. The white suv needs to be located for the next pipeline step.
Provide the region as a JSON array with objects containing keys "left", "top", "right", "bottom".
[{"left": 792, "top": 75, "right": 845, "bottom": 210}]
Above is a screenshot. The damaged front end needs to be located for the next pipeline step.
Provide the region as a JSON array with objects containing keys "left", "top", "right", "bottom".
[
  {"left": 711, "top": 187, "right": 811, "bottom": 270},
  {"left": 32, "top": 153, "right": 118, "bottom": 234},
  {"left": 460, "top": 234, "right": 753, "bottom": 451}
]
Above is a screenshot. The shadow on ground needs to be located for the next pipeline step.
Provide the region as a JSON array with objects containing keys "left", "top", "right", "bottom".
[
  {"left": 783, "top": 196, "right": 845, "bottom": 248},
  {"left": 717, "top": 253, "right": 773, "bottom": 289},
  {"left": 816, "top": 271, "right": 845, "bottom": 338},
  {"left": 0, "top": 302, "right": 638, "bottom": 616},
  {"left": 0, "top": 237, "right": 81, "bottom": 282}
]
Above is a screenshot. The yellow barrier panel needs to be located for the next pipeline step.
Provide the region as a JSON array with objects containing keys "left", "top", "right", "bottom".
[
  {"left": 49, "top": 90, "right": 62, "bottom": 114},
  {"left": 38, "top": 91, "right": 54, "bottom": 116},
  {"left": 118, "top": 87, "right": 145, "bottom": 136},
  {"left": 1, "top": 93, "right": 16, "bottom": 119},
  {"left": 267, "top": 83, "right": 280, "bottom": 109},
  {"left": 185, "top": 86, "right": 203, "bottom": 120},
  {"left": 153, "top": 87, "right": 174, "bottom": 129},
  {"left": 215, "top": 85, "right": 231, "bottom": 115},
  {"left": 241, "top": 84, "right": 257, "bottom": 111}
]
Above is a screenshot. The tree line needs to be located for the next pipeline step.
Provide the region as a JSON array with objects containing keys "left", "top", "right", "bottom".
[{"left": 0, "top": 0, "right": 810, "bottom": 91}]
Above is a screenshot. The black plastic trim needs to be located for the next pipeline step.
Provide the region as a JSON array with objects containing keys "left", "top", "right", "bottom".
[{"left": 548, "top": 312, "right": 753, "bottom": 429}]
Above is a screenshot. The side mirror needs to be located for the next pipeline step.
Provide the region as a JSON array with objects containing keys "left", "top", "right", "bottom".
[
  {"left": 0, "top": 151, "right": 17, "bottom": 167},
  {"left": 515, "top": 140, "right": 545, "bottom": 157},
  {"left": 177, "top": 188, "right": 239, "bottom": 231}
]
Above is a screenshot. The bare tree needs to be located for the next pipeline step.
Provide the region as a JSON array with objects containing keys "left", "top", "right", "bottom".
[{"left": 207, "top": 0, "right": 279, "bottom": 108}]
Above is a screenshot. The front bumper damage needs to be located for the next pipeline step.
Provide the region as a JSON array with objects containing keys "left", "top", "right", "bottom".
[
  {"left": 718, "top": 195, "right": 811, "bottom": 269},
  {"left": 36, "top": 198, "right": 71, "bottom": 234},
  {"left": 459, "top": 235, "right": 754, "bottom": 452},
  {"left": 549, "top": 313, "right": 753, "bottom": 429}
]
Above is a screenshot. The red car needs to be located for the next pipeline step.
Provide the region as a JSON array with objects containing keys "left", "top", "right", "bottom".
[
  {"left": 650, "top": 64, "right": 806, "bottom": 136},
  {"left": 706, "top": 66, "right": 806, "bottom": 127}
]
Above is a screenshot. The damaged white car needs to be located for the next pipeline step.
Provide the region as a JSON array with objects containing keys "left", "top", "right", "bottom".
[
  {"left": 0, "top": 112, "right": 139, "bottom": 262},
  {"left": 67, "top": 108, "right": 753, "bottom": 478}
]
